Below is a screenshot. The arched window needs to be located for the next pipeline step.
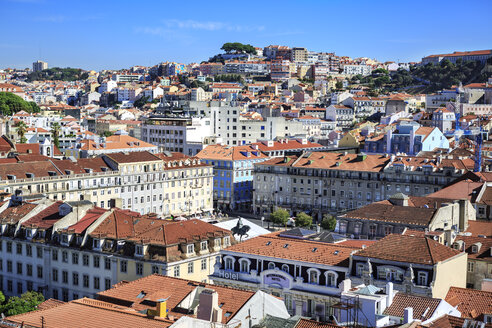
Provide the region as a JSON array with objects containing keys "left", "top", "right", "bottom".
[
  {"left": 281, "top": 264, "right": 289, "bottom": 274},
  {"left": 239, "top": 258, "right": 251, "bottom": 273},
  {"left": 326, "top": 271, "right": 338, "bottom": 287},
  {"left": 307, "top": 268, "right": 320, "bottom": 284},
  {"left": 268, "top": 262, "right": 276, "bottom": 270},
  {"left": 224, "top": 256, "right": 235, "bottom": 271}
]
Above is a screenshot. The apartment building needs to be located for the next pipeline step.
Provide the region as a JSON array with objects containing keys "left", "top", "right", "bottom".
[
  {"left": 337, "top": 193, "right": 474, "bottom": 241},
  {"left": 0, "top": 157, "right": 121, "bottom": 208},
  {"left": 0, "top": 199, "right": 232, "bottom": 302},
  {"left": 0, "top": 150, "right": 213, "bottom": 217},
  {"left": 325, "top": 105, "right": 355, "bottom": 129},
  {"left": 253, "top": 152, "right": 474, "bottom": 219},
  {"left": 343, "top": 96, "right": 387, "bottom": 119},
  {"left": 141, "top": 116, "right": 212, "bottom": 156},
  {"left": 342, "top": 64, "right": 372, "bottom": 76},
  {"left": 364, "top": 122, "right": 450, "bottom": 155},
  {"left": 291, "top": 47, "right": 308, "bottom": 63},
  {"left": 211, "top": 105, "right": 305, "bottom": 146},
  {"left": 196, "top": 144, "right": 268, "bottom": 211},
  {"left": 350, "top": 234, "right": 467, "bottom": 299},
  {"left": 451, "top": 235, "right": 492, "bottom": 290},
  {"left": 421, "top": 49, "right": 492, "bottom": 65},
  {"left": 101, "top": 151, "right": 213, "bottom": 217},
  {"left": 210, "top": 232, "right": 360, "bottom": 320},
  {"left": 155, "top": 152, "right": 214, "bottom": 217}
]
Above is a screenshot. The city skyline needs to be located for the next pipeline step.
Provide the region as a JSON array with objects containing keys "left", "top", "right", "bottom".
[{"left": 1, "top": 0, "right": 491, "bottom": 70}]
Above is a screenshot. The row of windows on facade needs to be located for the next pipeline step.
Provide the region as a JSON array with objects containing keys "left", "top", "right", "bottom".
[
  {"left": 0, "top": 257, "right": 161, "bottom": 279},
  {"left": 354, "top": 263, "right": 429, "bottom": 286},
  {"left": 0, "top": 277, "right": 112, "bottom": 301},
  {"left": 173, "top": 259, "right": 209, "bottom": 277},
  {"left": 222, "top": 257, "right": 340, "bottom": 287},
  {"left": 338, "top": 222, "right": 396, "bottom": 236},
  {"left": 256, "top": 180, "right": 438, "bottom": 196}
]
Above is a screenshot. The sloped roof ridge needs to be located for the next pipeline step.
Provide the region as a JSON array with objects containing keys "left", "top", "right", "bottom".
[
  {"left": 73, "top": 298, "right": 173, "bottom": 323},
  {"left": 254, "top": 234, "right": 359, "bottom": 251}
]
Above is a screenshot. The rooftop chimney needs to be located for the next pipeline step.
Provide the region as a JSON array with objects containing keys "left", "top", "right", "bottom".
[
  {"left": 197, "top": 289, "right": 222, "bottom": 323},
  {"left": 404, "top": 307, "right": 413, "bottom": 324},
  {"left": 386, "top": 282, "right": 394, "bottom": 306},
  {"left": 339, "top": 279, "right": 351, "bottom": 293}
]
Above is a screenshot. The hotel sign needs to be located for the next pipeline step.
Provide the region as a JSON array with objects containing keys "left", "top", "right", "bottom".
[{"left": 217, "top": 270, "right": 239, "bottom": 280}]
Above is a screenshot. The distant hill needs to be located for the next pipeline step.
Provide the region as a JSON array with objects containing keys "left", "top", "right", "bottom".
[{"left": 27, "top": 67, "right": 89, "bottom": 82}]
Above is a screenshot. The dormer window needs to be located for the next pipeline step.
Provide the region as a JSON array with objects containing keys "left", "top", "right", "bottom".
[
  {"left": 61, "top": 234, "right": 69, "bottom": 244},
  {"left": 135, "top": 245, "right": 144, "bottom": 257},
  {"left": 471, "top": 243, "right": 481, "bottom": 254},
  {"left": 200, "top": 241, "right": 208, "bottom": 251},
  {"left": 215, "top": 238, "right": 221, "bottom": 248},
  {"left": 26, "top": 229, "right": 33, "bottom": 238},
  {"left": 93, "top": 239, "right": 101, "bottom": 249},
  {"left": 187, "top": 244, "right": 194, "bottom": 254},
  {"left": 224, "top": 236, "right": 231, "bottom": 247}
]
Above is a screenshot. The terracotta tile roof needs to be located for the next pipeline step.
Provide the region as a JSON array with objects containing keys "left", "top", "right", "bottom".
[
  {"left": 340, "top": 203, "right": 437, "bottom": 226},
  {"left": 383, "top": 293, "right": 441, "bottom": 321},
  {"left": 104, "top": 151, "right": 161, "bottom": 163},
  {"left": 80, "top": 135, "right": 156, "bottom": 151},
  {"left": 445, "top": 287, "right": 492, "bottom": 320},
  {"left": 477, "top": 186, "right": 492, "bottom": 205},
  {"left": 21, "top": 201, "right": 64, "bottom": 229},
  {"left": 256, "top": 152, "right": 389, "bottom": 172},
  {"left": 14, "top": 143, "right": 40, "bottom": 155},
  {"left": 464, "top": 220, "right": 492, "bottom": 238},
  {"left": 422, "top": 315, "right": 492, "bottom": 328},
  {"left": 251, "top": 140, "right": 323, "bottom": 152},
  {"left": 15, "top": 154, "right": 51, "bottom": 162},
  {"left": 97, "top": 274, "right": 254, "bottom": 324},
  {"left": 295, "top": 318, "right": 343, "bottom": 328},
  {"left": 2, "top": 297, "right": 173, "bottom": 328},
  {"left": 63, "top": 207, "right": 108, "bottom": 234},
  {"left": 196, "top": 144, "right": 268, "bottom": 161},
  {"left": 89, "top": 208, "right": 144, "bottom": 239},
  {"left": 354, "top": 234, "right": 462, "bottom": 265},
  {"left": 428, "top": 180, "right": 483, "bottom": 202},
  {"left": 90, "top": 213, "right": 229, "bottom": 246},
  {"left": 453, "top": 235, "right": 492, "bottom": 260},
  {"left": 36, "top": 298, "right": 65, "bottom": 311},
  {"left": 378, "top": 195, "right": 457, "bottom": 209},
  {"left": 0, "top": 202, "right": 39, "bottom": 224},
  {"left": 224, "top": 234, "right": 357, "bottom": 267},
  {"left": 0, "top": 160, "right": 60, "bottom": 180}
]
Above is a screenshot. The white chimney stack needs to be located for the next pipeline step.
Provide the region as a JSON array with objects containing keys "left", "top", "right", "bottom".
[
  {"left": 339, "top": 279, "right": 351, "bottom": 293},
  {"left": 404, "top": 307, "right": 413, "bottom": 324},
  {"left": 386, "top": 282, "right": 394, "bottom": 306}
]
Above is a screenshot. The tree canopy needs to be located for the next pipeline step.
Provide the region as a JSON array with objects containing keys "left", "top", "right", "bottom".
[
  {"left": 221, "top": 42, "right": 257, "bottom": 54},
  {"left": 27, "top": 67, "right": 89, "bottom": 82},
  {"left": 0, "top": 92, "right": 40, "bottom": 116},
  {"left": 0, "top": 291, "right": 45, "bottom": 316},
  {"left": 214, "top": 74, "right": 244, "bottom": 83},
  {"left": 269, "top": 208, "right": 290, "bottom": 226},
  {"left": 134, "top": 95, "right": 151, "bottom": 108},
  {"left": 295, "top": 212, "right": 312, "bottom": 227},
  {"left": 321, "top": 214, "right": 337, "bottom": 231}
]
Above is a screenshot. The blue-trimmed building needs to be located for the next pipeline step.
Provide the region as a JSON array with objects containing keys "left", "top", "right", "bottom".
[
  {"left": 364, "top": 122, "right": 449, "bottom": 155},
  {"left": 197, "top": 144, "right": 269, "bottom": 211}
]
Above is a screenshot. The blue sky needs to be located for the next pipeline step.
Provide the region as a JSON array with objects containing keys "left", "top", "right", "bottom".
[{"left": 1, "top": 0, "right": 491, "bottom": 71}]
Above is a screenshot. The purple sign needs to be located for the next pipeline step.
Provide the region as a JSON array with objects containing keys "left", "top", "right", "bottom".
[{"left": 264, "top": 273, "right": 290, "bottom": 288}]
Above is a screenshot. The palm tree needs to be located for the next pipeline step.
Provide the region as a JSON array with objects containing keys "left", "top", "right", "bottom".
[
  {"left": 51, "top": 122, "right": 61, "bottom": 149},
  {"left": 15, "top": 121, "right": 27, "bottom": 143}
]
